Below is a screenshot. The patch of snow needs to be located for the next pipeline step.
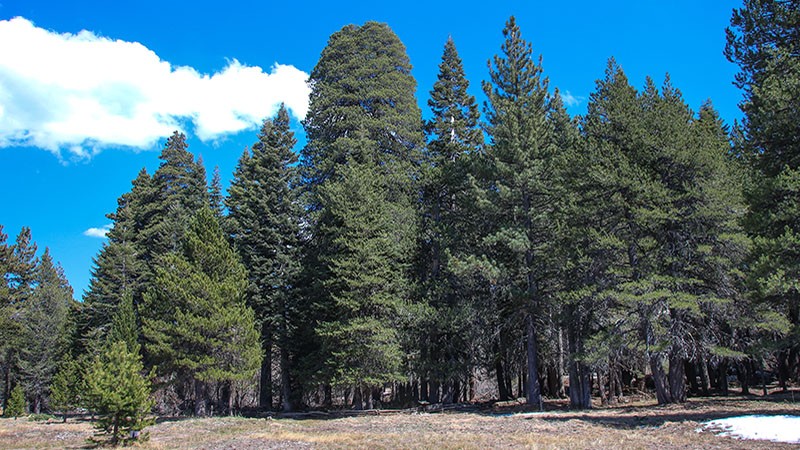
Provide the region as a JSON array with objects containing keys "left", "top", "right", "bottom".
[
  {"left": 493, "top": 411, "right": 547, "bottom": 418},
  {"left": 700, "top": 415, "right": 800, "bottom": 444}
]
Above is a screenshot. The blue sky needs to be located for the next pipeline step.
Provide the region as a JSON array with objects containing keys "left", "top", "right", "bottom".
[{"left": 0, "top": 0, "right": 742, "bottom": 298}]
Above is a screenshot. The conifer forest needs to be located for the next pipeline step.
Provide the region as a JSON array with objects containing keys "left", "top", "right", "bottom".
[{"left": 2, "top": 1, "right": 800, "bottom": 440}]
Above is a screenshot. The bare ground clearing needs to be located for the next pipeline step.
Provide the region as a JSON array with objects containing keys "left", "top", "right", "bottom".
[{"left": 1, "top": 393, "right": 799, "bottom": 449}]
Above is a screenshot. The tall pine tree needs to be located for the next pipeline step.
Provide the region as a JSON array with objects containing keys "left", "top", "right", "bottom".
[
  {"left": 300, "top": 21, "right": 424, "bottom": 408},
  {"left": 727, "top": 0, "right": 800, "bottom": 387},
  {"left": 418, "top": 36, "right": 484, "bottom": 403},
  {"left": 480, "top": 16, "right": 565, "bottom": 407},
  {"left": 226, "top": 104, "right": 303, "bottom": 411},
  {"left": 141, "top": 207, "right": 261, "bottom": 416},
  {"left": 17, "top": 249, "right": 74, "bottom": 413}
]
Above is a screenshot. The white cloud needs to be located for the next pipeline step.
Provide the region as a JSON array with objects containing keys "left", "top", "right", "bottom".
[
  {"left": 0, "top": 17, "right": 311, "bottom": 158},
  {"left": 83, "top": 224, "right": 112, "bottom": 238},
  {"left": 560, "top": 90, "right": 584, "bottom": 108}
]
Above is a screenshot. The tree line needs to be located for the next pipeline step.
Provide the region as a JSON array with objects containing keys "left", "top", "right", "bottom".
[{"left": 1, "top": 0, "right": 798, "bottom": 431}]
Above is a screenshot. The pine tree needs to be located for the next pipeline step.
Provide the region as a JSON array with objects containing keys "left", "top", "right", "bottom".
[
  {"left": 1, "top": 228, "right": 39, "bottom": 410},
  {"left": 226, "top": 104, "right": 303, "bottom": 411},
  {"left": 418, "top": 36, "right": 484, "bottom": 402},
  {"left": 300, "top": 21, "right": 424, "bottom": 408},
  {"left": 107, "top": 291, "right": 139, "bottom": 353},
  {"left": 5, "top": 384, "right": 26, "bottom": 419},
  {"left": 49, "top": 354, "right": 80, "bottom": 422},
  {"left": 84, "top": 341, "right": 153, "bottom": 445},
  {"left": 17, "top": 249, "right": 74, "bottom": 413},
  {"left": 564, "top": 59, "right": 641, "bottom": 408},
  {"left": 8, "top": 227, "right": 38, "bottom": 301},
  {"left": 141, "top": 207, "right": 261, "bottom": 416},
  {"left": 315, "top": 160, "right": 411, "bottom": 403},
  {"left": 142, "top": 131, "right": 209, "bottom": 261},
  {"left": 209, "top": 166, "right": 224, "bottom": 218},
  {"left": 480, "top": 16, "right": 565, "bottom": 408},
  {"left": 80, "top": 170, "right": 150, "bottom": 352},
  {"left": 727, "top": 0, "right": 800, "bottom": 387},
  {"left": 0, "top": 226, "right": 15, "bottom": 409},
  {"left": 0, "top": 226, "right": 11, "bottom": 304}
]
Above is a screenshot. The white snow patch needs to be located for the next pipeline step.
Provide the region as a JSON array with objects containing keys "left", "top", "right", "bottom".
[
  {"left": 494, "top": 411, "right": 547, "bottom": 418},
  {"left": 700, "top": 415, "right": 800, "bottom": 444}
]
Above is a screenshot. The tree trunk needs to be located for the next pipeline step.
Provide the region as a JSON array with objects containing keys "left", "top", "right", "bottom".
[
  {"left": 322, "top": 384, "right": 332, "bottom": 409},
  {"left": 650, "top": 352, "right": 673, "bottom": 405},
  {"left": 220, "top": 381, "right": 232, "bottom": 415},
  {"left": 777, "top": 350, "right": 789, "bottom": 391},
  {"left": 228, "top": 383, "right": 234, "bottom": 415},
  {"left": 112, "top": 414, "right": 120, "bottom": 445},
  {"left": 557, "top": 328, "right": 566, "bottom": 398},
  {"left": 568, "top": 359, "right": 592, "bottom": 409},
  {"left": 567, "top": 312, "right": 591, "bottom": 409},
  {"left": 365, "top": 387, "right": 374, "bottom": 410},
  {"left": 468, "top": 372, "right": 477, "bottom": 402},
  {"left": 699, "top": 355, "right": 711, "bottom": 396},
  {"left": 259, "top": 323, "right": 273, "bottom": 409},
  {"left": 442, "top": 381, "right": 455, "bottom": 404},
  {"left": 685, "top": 360, "right": 699, "bottom": 395},
  {"left": 352, "top": 385, "right": 363, "bottom": 410},
  {"left": 2, "top": 364, "right": 8, "bottom": 410},
  {"left": 525, "top": 313, "right": 542, "bottom": 409},
  {"left": 718, "top": 360, "right": 729, "bottom": 395},
  {"left": 280, "top": 347, "right": 293, "bottom": 412},
  {"left": 495, "top": 359, "right": 510, "bottom": 401},
  {"left": 430, "top": 380, "right": 440, "bottom": 403},
  {"left": 668, "top": 352, "right": 686, "bottom": 403},
  {"left": 546, "top": 365, "right": 561, "bottom": 399},
  {"left": 739, "top": 360, "right": 751, "bottom": 395},
  {"left": 194, "top": 379, "right": 208, "bottom": 416}
]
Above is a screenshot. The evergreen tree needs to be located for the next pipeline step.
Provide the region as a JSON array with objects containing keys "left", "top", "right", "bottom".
[
  {"left": 564, "top": 59, "right": 641, "bottom": 408},
  {"left": 418, "top": 36, "right": 484, "bottom": 402},
  {"left": 141, "top": 207, "right": 261, "bottom": 416},
  {"left": 49, "top": 354, "right": 80, "bottom": 422},
  {"left": 17, "top": 249, "right": 74, "bottom": 413},
  {"left": 5, "top": 384, "right": 26, "bottom": 419},
  {"left": 727, "top": 0, "right": 800, "bottom": 387},
  {"left": 0, "top": 226, "right": 15, "bottom": 409},
  {"left": 209, "top": 166, "right": 224, "bottom": 218},
  {"left": 480, "top": 16, "right": 565, "bottom": 407},
  {"left": 1, "top": 228, "right": 41, "bottom": 410},
  {"left": 8, "top": 227, "right": 38, "bottom": 301},
  {"left": 80, "top": 170, "right": 150, "bottom": 352},
  {"left": 226, "top": 104, "right": 303, "bottom": 411},
  {"left": 315, "top": 160, "right": 411, "bottom": 404},
  {"left": 107, "top": 291, "right": 139, "bottom": 353},
  {"left": 300, "top": 21, "right": 424, "bottom": 408},
  {"left": 142, "top": 131, "right": 209, "bottom": 261},
  {"left": 84, "top": 341, "right": 153, "bottom": 445}
]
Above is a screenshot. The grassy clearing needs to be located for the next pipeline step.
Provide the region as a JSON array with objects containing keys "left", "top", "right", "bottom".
[{"left": 1, "top": 395, "right": 798, "bottom": 449}]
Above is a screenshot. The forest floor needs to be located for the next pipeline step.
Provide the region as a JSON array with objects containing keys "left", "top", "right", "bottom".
[{"left": 1, "top": 390, "right": 799, "bottom": 449}]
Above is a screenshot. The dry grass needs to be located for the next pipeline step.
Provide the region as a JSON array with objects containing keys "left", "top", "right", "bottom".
[{"left": 1, "top": 395, "right": 799, "bottom": 449}]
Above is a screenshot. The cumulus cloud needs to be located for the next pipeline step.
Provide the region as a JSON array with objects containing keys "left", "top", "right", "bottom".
[
  {"left": 83, "top": 224, "right": 112, "bottom": 238},
  {"left": 560, "top": 90, "right": 585, "bottom": 108},
  {"left": 0, "top": 17, "right": 310, "bottom": 157}
]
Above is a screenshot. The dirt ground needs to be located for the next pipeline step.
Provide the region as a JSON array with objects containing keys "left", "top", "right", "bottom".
[{"left": 1, "top": 394, "right": 799, "bottom": 449}]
